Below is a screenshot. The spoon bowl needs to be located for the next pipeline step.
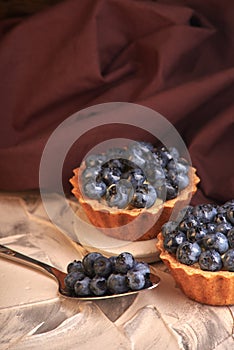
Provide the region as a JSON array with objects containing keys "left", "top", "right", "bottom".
[{"left": 0, "top": 244, "right": 160, "bottom": 300}]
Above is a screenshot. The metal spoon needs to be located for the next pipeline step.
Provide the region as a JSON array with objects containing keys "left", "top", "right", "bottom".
[{"left": 0, "top": 244, "right": 160, "bottom": 300}]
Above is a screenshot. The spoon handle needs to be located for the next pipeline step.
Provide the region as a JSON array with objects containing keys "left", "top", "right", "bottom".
[{"left": 0, "top": 244, "right": 65, "bottom": 282}]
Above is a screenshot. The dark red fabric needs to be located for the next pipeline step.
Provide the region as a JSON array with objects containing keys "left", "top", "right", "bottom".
[{"left": 0, "top": 0, "right": 233, "bottom": 204}]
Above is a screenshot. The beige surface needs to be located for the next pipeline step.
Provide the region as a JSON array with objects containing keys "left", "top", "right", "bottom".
[{"left": 0, "top": 192, "right": 233, "bottom": 350}]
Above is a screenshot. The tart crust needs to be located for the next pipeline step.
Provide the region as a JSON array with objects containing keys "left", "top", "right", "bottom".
[
  {"left": 157, "top": 233, "right": 234, "bottom": 305},
  {"left": 70, "top": 167, "right": 200, "bottom": 241}
]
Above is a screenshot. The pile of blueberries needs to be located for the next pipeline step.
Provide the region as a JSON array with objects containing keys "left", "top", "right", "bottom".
[
  {"left": 64, "top": 252, "right": 152, "bottom": 297},
  {"left": 162, "top": 200, "right": 234, "bottom": 271},
  {"left": 80, "top": 141, "right": 190, "bottom": 209}
]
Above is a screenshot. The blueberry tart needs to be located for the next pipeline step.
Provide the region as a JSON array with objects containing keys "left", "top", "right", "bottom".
[
  {"left": 70, "top": 142, "right": 199, "bottom": 241},
  {"left": 157, "top": 200, "right": 234, "bottom": 305}
]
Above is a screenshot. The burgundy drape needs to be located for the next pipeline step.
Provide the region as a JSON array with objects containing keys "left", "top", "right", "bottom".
[{"left": 0, "top": 0, "right": 233, "bottom": 204}]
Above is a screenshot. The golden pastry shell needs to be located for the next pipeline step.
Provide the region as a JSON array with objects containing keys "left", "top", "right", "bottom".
[{"left": 157, "top": 233, "right": 234, "bottom": 305}]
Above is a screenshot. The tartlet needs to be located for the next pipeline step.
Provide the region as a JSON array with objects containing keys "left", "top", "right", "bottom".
[
  {"left": 156, "top": 201, "right": 234, "bottom": 305},
  {"left": 70, "top": 143, "right": 200, "bottom": 241},
  {"left": 157, "top": 233, "right": 234, "bottom": 305}
]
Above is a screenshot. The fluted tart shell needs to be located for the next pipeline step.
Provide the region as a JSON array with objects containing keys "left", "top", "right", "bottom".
[
  {"left": 157, "top": 233, "right": 234, "bottom": 305},
  {"left": 70, "top": 167, "right": 200, "bottom": 241}
]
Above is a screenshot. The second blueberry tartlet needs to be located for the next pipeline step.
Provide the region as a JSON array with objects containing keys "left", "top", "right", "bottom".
[{"left": 157, "top": 200, "right": 234, "bottom": 305}]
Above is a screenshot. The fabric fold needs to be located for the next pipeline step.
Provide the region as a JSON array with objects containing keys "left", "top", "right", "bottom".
[{"left": 0, "top": 0, "right": 233, "bottom": 204}]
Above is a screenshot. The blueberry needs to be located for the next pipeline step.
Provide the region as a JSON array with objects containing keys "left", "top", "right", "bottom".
[
  {"left": 145, "top": 184, "right": 158, "bottom": 208},
  {"left": 127, "top": 271, "right": 146, "bottom": 291},
  {"left": 164, "top": 230, "right": 187, "bottom": 254},
  {"left": 221, "top": 200, "right": 234, "bottom": 211},
  {"left": 119, "top": 158, "right": 139, "bottom": 173},
  {"left": 74, "top": 276, "right": 91, "bottom": 296},
  {"left": 105, "top": 158, "right": 125, "bottom": 171},
  {"left": 93, "top": 256, "right": 112, "bottom": 277},
  {"left": 165, "top": 180, "right": 178, "bottom": 200},
  {"left": 176, "top": 205, "right": 193, "bottom": 222},
  {"left": 222, "top": 249, "right": 234, "bottom": 272},
  {"left": 176, "top": 157, "right": 189, "bottom": 172},
  {"left": 128, "top": 142, "right": 148, "bottom": 168},
  {"left": 227, "top": 228, "right": 234, "bottom": 248},
  {"left": 214, "top": 212, "right": 228, "bottom": 224},
  {"left": 125, "top": 168, "right": 146, "bottom": 188},
  {"left": 177, "top": 173, "right": 189, "bottom": 190},
  {"left": 99, "top": 166, "right": 122, "bottom": 186},
  {"left": 168, "top": 159, "right": 188, "bottom": 174},
  {"left": 166, "top": 169, "right": 178, "bottom": 187},
  {"left": 64, "top": 271, "right": 85, "bottom": 290},
  {"left": 85, "top": 154, "right": 106, "bottom": 168},
  {"left": 138, "top": 141, "right": 155, "bottom": 152},
  {"left": 144, "top": 163, "right": 165, "bottom": 184},
  {"left": 144, "top": 278, "right": 153, "bottom": 288},
  {"left": 153, "top": 178, "right": 166, "bottom": 200},
  {"left": 205, "top": 222, "right": 217, "bottom": 234},
  {"left": 81, "top": 166, "right": 102, "bottom": 182},
  {"left": 129, "top": 184, "right": 149, "bottom": 209},
  {"left": 227, "top": 206, "right": 234, "bottom": 224},
  {"left": 179, "top": 215, "right": 198, "bottom": 233},
  {"left": 168, "top": 147, "right": 180, "bottom": 160},
  {"left": 107, "top": 273, "right": 129, "bottom": 294},
  {"left": 192, "top": 204, "right": 217, "bottom": 223},
  {"left": 82, "top": 252, "right": 102, "bottom": 277},
  {"left": 135, "top": 141, "right": 157, "bottom": 162},
  {"left": 183, "top": 205, "right": 194, "bottom": 215},
  {"left": 131, "top": 261, "right": 150, "bottom": 277},
  {"left": 154, "top": 150, "right": 167, "bottom": 168},
  {"left": 128, "top": 155, "right": 146, "bottom": 169},
  {"left": 128, "top": 142, "right": 154, "bottom": 162},
  {"left": 187, "top": 225, "right": 207, "bottom": 243},
  {"left": 161, "top": 221, "right": 179, "bottom": 237},
  {"left": 166, "top": 159, "right": 178, "bottom": 172},
  {"left": 176, "top": 241, "right": 201, "bottom": 265},
  {"left": 215, "top": 222, "right": 233, "bottom": 235},
  {"left": 156, "top": 146, "right": 173, "bottom": 167},
  {"left": 106, "top": 180, "right": 134, "bottom": 209},
  {"left": 67, "top": 260, "right": 84, "bottom": 274},
  {"left": 216, "top": 205, "right": 227, "bottom": 214},
  {"left": 130, "top": 184, "right": 157, "bottom": 209},
  {"left": 90, "top": 276, "right": 107, "bottom": 296},
  {"left": 151, "top": 152, "right": 163, "bottom": 167},
  {"left": 199, "top": 250, "right": 222, "bottom": 271},
  {"left": 202, "top": 232, "right": 229, "bottom": 254},
  {"left": 106, "top": 147, "right": 130, "bottom": 160},
  {"left": 83, "top": 179, "right": 106, "bottom": 199},
  {"left": 105, "top": 184, "right": 119, "bottom": 206},
  {"left": 115, "top": 252, "right": 135, "bottom": 274}
]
